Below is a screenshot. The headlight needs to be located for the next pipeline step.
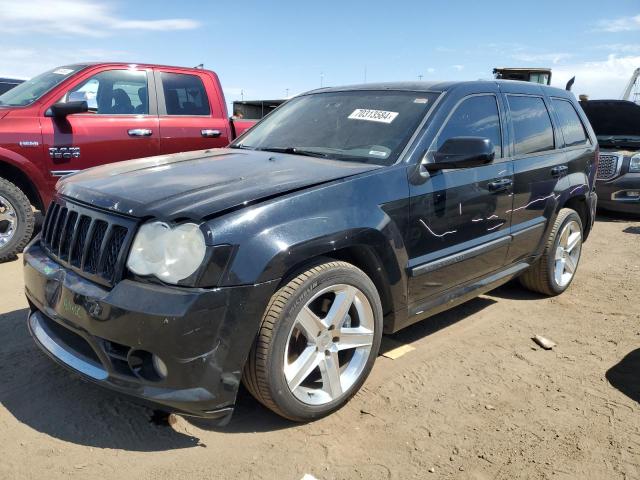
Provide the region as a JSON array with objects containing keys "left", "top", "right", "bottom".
[
  {"left": 630, "top": 153, "right": 640, "bottom": 173},
  {"left": 127, "top": 221, "right": 207, "bottom": 284}
]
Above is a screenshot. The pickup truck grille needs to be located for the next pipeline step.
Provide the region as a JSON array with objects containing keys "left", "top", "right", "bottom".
[
  {"left": 41, "top": 200, "right": 136, "bottom": 287},
  {"left": 597, "top": 154, "right": 619, "bottom": 180}
]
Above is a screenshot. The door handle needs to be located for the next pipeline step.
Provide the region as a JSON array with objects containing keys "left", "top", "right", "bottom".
[
  {"left": 488, "top": 178, "right": 512, "bottom": 193},
  {"left": 201, "top": 129, "right": 221, "bottom": 138},
  {"left": 128, "top": 128, "right": 153, "bottom": 137},
  {"left": 551, "top": 165, "right": 568, "bottom": 178}
]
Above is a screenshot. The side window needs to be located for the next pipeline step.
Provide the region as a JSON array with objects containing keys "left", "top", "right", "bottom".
[
  {"left": 508, "top": 95, "right": 555, "bottom": 155},
  {"left": 552, "top": 99, "right": 589, "bottom": 147},
  {"left": 160, "top": 72, "right": 210, "bottom": 116},
  {"left": 434, "top": 95, "right": 502, "bottom": 158},
  {"left": 63, "top": 70, "right": 148, "bottom": 115}
]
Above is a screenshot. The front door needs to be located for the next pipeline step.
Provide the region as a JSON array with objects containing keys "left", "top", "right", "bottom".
[
  {"left": 40, "top": 68, "right": 160, "bottom": 178},
  {"left": 406, "top": 92, "right": 513, "bottom": 308}
]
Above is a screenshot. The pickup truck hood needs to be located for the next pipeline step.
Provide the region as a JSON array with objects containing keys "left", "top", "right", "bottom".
[{"left": 58, "top": 148, "right": 380, "bottom": 219}]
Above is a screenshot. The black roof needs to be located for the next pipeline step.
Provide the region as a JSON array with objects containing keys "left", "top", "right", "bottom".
[{"left": 306, "top": 80, "right": 571, "bottom": 96}]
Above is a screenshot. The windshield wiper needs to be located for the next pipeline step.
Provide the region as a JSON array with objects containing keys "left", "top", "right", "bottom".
[
  {"left": 255, "top": 147, "right": 329, "bottom": 158},
  {"left": 598, "top": 136, "right": 640, "bottom": 144}
]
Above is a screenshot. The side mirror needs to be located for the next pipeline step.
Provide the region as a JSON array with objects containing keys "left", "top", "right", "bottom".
[
  {"left": 427, "top": 136, "right": 495, "bottom": 172},
  {"left": 46, "top": 101, "right": 89, "bottom": 118}
]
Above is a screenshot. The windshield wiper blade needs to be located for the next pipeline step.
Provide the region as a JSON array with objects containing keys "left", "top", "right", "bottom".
[{"left": 256, "top": 147, "right": 329, "bottom": 158}]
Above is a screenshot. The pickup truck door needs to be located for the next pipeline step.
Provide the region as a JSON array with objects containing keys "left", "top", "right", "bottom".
[
  {"left": 40, "top": 67, "right": 160, "bottom": 178},
  {"left": 155, "top": 70, "right": 232, "bottom": 154},
  {"left": 406, "top": 91, "right": 513, "bottom": 309}
]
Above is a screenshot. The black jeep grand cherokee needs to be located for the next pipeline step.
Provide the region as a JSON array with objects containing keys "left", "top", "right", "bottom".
[{"left": 24, "top": 81, "right": 597, "bottom": 423}]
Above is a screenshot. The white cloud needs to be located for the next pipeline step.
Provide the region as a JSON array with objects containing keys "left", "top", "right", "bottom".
[
  {"left": 451, "top": 65, "right": 464, "bottom": 71},
  {"left": 595, "top": 14, "right": 640, "bottom": 32},
  {"left": 0, "top": 47, "right": 129, "bottom": 78},
  {"left": 551, "top": 54, "right": 640, "bottom": 99},
  {"left": 0, "top": 0, "right": 200, "bottom": 37},
  {"left": 427, "top": 67, "right": 436, "bottom": 73},
  {"left": 596, "top": 44, "right": 640, "bottom": 54},
  {"left": 511, "top": 52, "right": 572, "bottom": 65}
]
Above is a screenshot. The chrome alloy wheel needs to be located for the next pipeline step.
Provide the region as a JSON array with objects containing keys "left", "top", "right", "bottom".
[
  {"left": 284, "top": 284, "right": 375, "bottom": 405},
  {"left": 554, "top": 220, "right": 582, "bottom": 288},
  {"left": 0, "top": 195, "right": 17, "bottom": 248}
]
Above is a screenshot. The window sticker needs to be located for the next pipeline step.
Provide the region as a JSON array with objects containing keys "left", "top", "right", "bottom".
[
  {"left": 348, "top": 108, "right": 399, "bottom": 124},
  {"left": 413, "top": 98, "right": 429, "bottom": 104},
  {"left": 53, "top": 68, "right": 74, "bottom": 75}
]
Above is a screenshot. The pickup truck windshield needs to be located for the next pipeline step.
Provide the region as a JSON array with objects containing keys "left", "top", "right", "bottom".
[
  {"left": 232, "top": 90, "right": 438, "bottom": 165},
  {"left": 0, "top": 65, "right": 87, "bottom": 107}
]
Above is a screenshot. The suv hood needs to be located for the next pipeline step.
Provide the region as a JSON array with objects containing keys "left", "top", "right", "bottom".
[
  {"left": 58, "top": 148, "right": 380, "bottom": 219},
  {"left": 582, "top": 100, "right": 640, "bottom": 149}
]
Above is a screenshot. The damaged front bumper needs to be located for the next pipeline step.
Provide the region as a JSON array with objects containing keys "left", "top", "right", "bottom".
[{"left": 24, "top": 241, "right": 277, "bottom": 424}]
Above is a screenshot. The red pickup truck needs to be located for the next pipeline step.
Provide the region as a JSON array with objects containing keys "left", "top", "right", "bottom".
[{"left": 0, "top": 62, "right": 256, "bottom": 260}]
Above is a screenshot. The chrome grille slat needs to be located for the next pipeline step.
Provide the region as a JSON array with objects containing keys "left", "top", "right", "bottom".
[
  {"left": 597, "top": 154, "right": 619, "bottom": 180},
  {"left": 39, "top": 200, "right": 135, "bottom": 288}
]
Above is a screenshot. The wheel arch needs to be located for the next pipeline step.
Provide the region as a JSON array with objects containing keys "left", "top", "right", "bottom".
[
  {"left": 560, "top": 194, "right": 591, "bottom": 241},
  {"left": 0, "top": 150, "right": 48, "bottom": 211}
]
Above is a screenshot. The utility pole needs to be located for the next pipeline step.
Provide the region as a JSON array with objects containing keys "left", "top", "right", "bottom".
[
  {"left": 240, "top": 89, "right": 244, "bottom": 101},
  {"left": 320, "top": 72, "right": 324, "bottom": 88},
  {"left": 285, "top": 88, "right": 289, "bottom": 98},
  {"left": 418, "top": 74, "right": 423, "bottom": 81}
]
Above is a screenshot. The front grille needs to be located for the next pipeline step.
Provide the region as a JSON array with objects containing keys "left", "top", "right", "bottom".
[
  {"left": 40, "top": 200, "right": 136, "bottom": 287},
  {"left": 597, "top": 154, "right": 619, "bottom": 180}
]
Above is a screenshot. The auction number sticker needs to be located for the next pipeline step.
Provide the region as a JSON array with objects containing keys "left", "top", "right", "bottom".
[
  {"left": 53, "top": 68, "right": 74, "bottom": 75},
  {"left": 348, "top": 109, "right": 399, "bottom": 124}
]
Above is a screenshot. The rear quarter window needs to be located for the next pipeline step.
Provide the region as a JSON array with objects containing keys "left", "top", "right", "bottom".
[
  {"left": 552, "top": 99, "right": 589, "bottom": 147},
  {"left": 508, "top": 95, "right": 555, "bottom": 155}
]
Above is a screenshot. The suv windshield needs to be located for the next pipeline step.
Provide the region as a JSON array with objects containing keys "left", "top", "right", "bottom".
[
  {"left": 231, "top": 90, "right": 438, "bottom": 165},
  {"left": 0, "top": 65, "right": 86, "bottom": 107}
]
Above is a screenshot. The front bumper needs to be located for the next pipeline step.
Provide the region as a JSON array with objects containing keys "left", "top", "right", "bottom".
[
  {"left": 596, "top": 172, "right": 640, "bottom": 215},
  {"left": 24, "top": 241, "right": 278, "bottom": 423}
]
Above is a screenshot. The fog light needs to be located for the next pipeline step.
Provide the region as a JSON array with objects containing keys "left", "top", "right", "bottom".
[{"left": 152, "top": 354, "right": 168, "bottom": 378}]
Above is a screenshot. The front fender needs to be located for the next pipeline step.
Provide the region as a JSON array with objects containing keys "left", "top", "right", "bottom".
[
  {"left": 0, "top": 146, "right": 50, "bottom": 206},
  {"left": 205, "top": 166, "right": 411, "bottom": 316}
]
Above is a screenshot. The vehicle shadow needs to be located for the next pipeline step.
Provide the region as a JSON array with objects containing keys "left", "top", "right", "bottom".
[
  {"left": 0, "top": 307, "right": 204, "bottom": 451},
  {"left": 485, "top": 281, "right": 547, "bottom": 301},
  {"left": 596, "top": 212, "right": 639, "bottom": 222},
  {"left": 3, "top": 291, "right": 503, "bottom": 440},
  {"left": 623, "top": 226, "right": 640, "bottom": 235},
  {"left": 606, "top": 349, "right": 640, "bottom": 404}
]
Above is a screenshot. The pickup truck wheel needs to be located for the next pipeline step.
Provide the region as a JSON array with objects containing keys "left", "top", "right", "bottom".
[
  {"left": 519, "top": 208, "right": 583, "bottom": 296},
  {"left": 243, "top": 261, "right": 383, "bottom": 422},
  {"left": 0, "top": 178, "right": 34, "bottom": 262}
]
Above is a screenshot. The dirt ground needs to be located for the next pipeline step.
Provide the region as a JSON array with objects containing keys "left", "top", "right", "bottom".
[{"left": 0, "top": 214, "right": 638, "bottom": 480}]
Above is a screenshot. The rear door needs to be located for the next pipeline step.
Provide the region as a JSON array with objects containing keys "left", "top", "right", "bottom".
[
  {"left": 155, "top": 70, "right": 232, "bottom": 154},
  {"left": 406, "top": 89, "right": 513, "bottom": 306},
  {"left": 503, "top": 90, "right": 567, "bottom": 263},
  {"left": 40, "top": 67, "right": 160, "bottom": 177}
]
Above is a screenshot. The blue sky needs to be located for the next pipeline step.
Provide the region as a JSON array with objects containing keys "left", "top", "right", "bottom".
[{"left": 1, "top": 0, "right": 639, "bottom": 107}]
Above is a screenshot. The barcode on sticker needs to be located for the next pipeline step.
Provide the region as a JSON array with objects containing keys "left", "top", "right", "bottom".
[{"left": 348, "top": 109, "right": 399, "bottom": 124}]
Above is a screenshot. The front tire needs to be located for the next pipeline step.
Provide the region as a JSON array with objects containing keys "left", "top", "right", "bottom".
[
  {"left": 243, "top": 261, "right": 383, "bottom": 422},
  {"left": 0, "top": 178, "right": 34, "bottom": 262},
  {"left": 520, "top": 208, "right": 583, "bottom": 296}
]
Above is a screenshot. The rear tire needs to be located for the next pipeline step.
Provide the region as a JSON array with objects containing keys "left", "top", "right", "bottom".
[
  {"left": 519, "top": 208, "right": 583, "bottom": 296},
  {"left": 243, "top": 261, "right": 383, "bottom": 422},
  {"left": 0, "top": 178, "right": 34, "bottom": 262}
]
